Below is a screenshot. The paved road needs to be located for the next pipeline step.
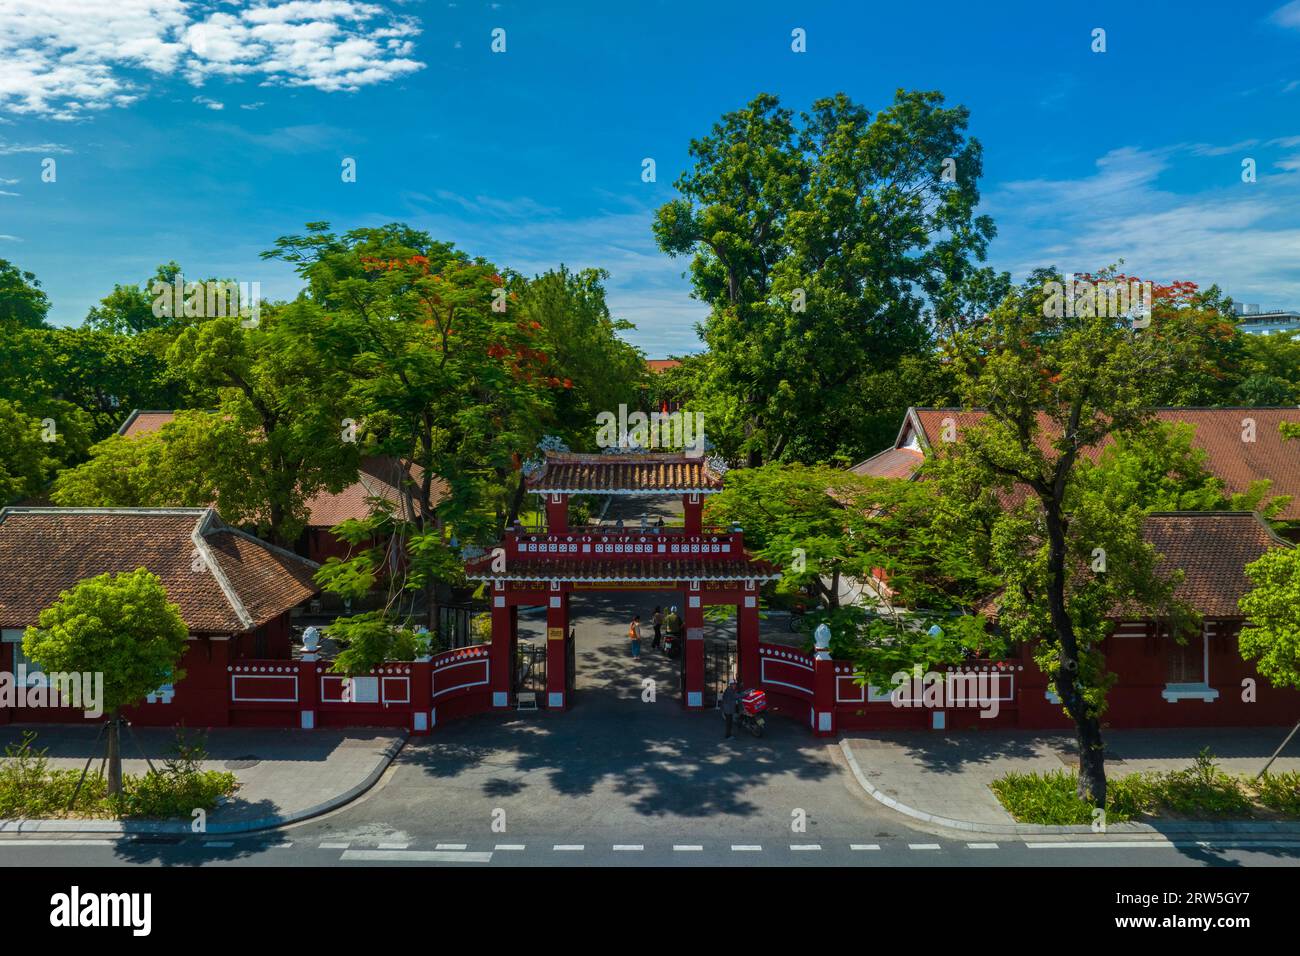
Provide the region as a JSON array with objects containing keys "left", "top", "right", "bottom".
[{"left": 4, "top": 591, "right": 1299, "bottom": 868}]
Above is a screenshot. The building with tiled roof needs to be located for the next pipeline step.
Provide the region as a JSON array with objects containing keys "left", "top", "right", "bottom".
[
  {"left": 0, "top": 507, "right": 319, "bottom": 635},
  {"left": 646, "top": 359, "right": 682, "bottom": 373},
  {"left": 0, "top": 506, "right": 322, "bottom": 728},
  {"left": 113, "top": 410, "right": 447, "bottom": 563},
  {"left": 853, "top": 406, "right": 1300, "bottom": 519}
]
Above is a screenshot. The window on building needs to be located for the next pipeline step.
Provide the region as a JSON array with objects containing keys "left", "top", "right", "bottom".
[
  {"left": 1, "top": 628, "right": 48, "bottom": 687},
  {"left": 1165, "top": 634, "right": 1204, "bottom": 684}
]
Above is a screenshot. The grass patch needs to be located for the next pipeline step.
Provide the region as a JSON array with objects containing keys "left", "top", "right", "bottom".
[
  {"left": 991, "top": 749, "right": 1295, "bottom": 824},
  {"left": 0, "top": 729, "right": 238, "bottom": 820}
]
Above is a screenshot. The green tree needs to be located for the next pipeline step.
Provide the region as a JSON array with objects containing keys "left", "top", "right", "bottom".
[
  {"left": 1239, "top": 546, "right": 1300, "bottom": 691},
  {"left": 653, "top": 90, "right": 1004, "bottom": 465},
  {"left": 166, "top": 308, "right": 359, "bottom": 545},
  {"left": 83, "top": 261, "right": 186, "bottom": 335},
  {"left": 0, "top": 258, "right": 50, "bottom": 329},
  {"left": 931, "top": 270, "right": 1211, "bottom": 806},
  {"left": 0, "top": 400, "right": 64, "bottom": 504},
  {"left": 23, "top": 569, "right": 188, "bottom": 795},
  {"left": 1080, "top": 421, "right": 1289, "bottom": 517},
  {"left": 705, "top": 463, "right": 1000, "bottom": 673}
]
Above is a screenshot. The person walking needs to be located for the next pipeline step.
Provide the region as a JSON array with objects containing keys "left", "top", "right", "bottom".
[
  {"left": 663, "top": 605, "right": 682, "bottom": 656},
  {"left": 651, "top": 606, "right": 663, "bottom": 649},
  {"left": 628, "top": 614, "right": 642, "bottom": 659},
  {"left": 721, "top": 678, "right": 739, "bottom": 739}
]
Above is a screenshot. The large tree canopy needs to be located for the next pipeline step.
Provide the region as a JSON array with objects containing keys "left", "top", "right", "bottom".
[
  {"left": 0, "top": 258, "right": 50, "bottom": 329},
  {"left": 654, "top": 89, "right": 1005, "bottom": 465}
]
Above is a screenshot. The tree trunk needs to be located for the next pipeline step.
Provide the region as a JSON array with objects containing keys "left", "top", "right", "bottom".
[
  {"left": 106, "top": 712, "right": 123, "bottom": 797},
  {"left": 1043, "top": 499, "right": 1107, "bottom": 808},
  {"left": 505, "top": 471, "right": 527, "bottom": 529},
  {"left": 1075, "top": 714, "right": 1107, "bottom": 807}
]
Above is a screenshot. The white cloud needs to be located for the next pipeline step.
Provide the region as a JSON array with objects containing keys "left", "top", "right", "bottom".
[
  {"left": 985, "top": 144, "right": 1300, "bottom": 308},
  {"left": 192, "top": 95, "right": 224, "bottom": 111},
  {"left": 1271, "top": 1, "right": 1300, "bottom": 29},
  {"left": 0, "top": 1, "right": 425, "bottom": 120},
  {"left": 0, "top": 141, "right": 73, "bottom": 155}
]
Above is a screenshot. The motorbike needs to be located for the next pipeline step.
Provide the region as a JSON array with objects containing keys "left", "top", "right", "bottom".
[
  {"left": 735, "top": 687, "right": 768, "bottom": 737},
  {"left": 662, "top": 628, "right": 682, "bottom": 658}
]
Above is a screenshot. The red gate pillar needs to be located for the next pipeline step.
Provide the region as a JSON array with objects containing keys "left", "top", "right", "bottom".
[
  {"left": 297, "top": 653, "right": 320, "bottom": 730},
  {"left": 812, "top": 625, "right": 836, "bottom": 736},
  {"left": 738, "top": 594, "right": 761, "bottom": 689},
  {"left": 410, "top": 656, "right": 433, "bottom": 735},
  {"left": 683, "top": 593, "right": 705, "bottom": 709},
  {"left": 489, "top": 590, "right": 514, "bottom": 710},
  {"left": 546, "top": 590, "right": 569, "bottom": 710}
]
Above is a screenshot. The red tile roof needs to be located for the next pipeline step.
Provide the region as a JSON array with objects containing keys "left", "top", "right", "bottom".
[
  {"left": 1141, "top": 512, "right": 1288, "bottom": 618},
  {"left": 646, "top": 359, "right": 682, "bottom": 373},
  {"left": 0, "top": 507, "right": 320, "bottom": 633},
  {"left": 114, "top": 411, "right": 445, "bottom": 528},
  {"left": 977, "top": 512, "right": 1289, "bottom": 622},
  {"left": 852, "top": 407, "right": 1300, "bottom": 518},
  {"left": 464, "top": 555, "right": 781, "bottom": 583},
  {"left": 303, "top": 457, "right": 445, "bottom": 527},
  {"left": 850, "top": 446, "right": 925, "bottom": 480},
  {"left": 525, "top": 453, "right": 725, "bottom": 494},
  {"left": 116, "top": 410, "right": 181, "bottom": 438}
]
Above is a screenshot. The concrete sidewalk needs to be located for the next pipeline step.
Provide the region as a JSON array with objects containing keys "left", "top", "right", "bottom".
[
  {"left": 0, "top": 725, "right": 405, "bottom": 833},
  {"left": 842, "top": 727, "right": 1300, "bottom": 834}
]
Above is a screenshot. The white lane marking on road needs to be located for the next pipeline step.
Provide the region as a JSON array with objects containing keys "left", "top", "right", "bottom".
[
  {"left": 967, "top": 843, "right": 999, "bottom": 849},
  {"left": 612, "top": 845, "right": 643, "bottom": 851},
  {"left": 319, "top": 842, "right": 350, "bottom": 849},
  {"left": 908, "top": 843, "right": 942, "bottom": 850},
  {"left": 271, "top": 842, "right": 293, "bottom": 848},
  {"left": 341, "top": 849, "right": 492, "bottom": 863},
  {"left": 731, "top": 845, "right": 762, "bottom": 852},
  {"left": 1026, "top": 841, "right": 1173, "bottom": 850},
  {"left": 377, "top": 842, "right": 408, "bottom": 849},
  {"left": 494, "top": 844, "right": 526, "bottom": 851},
  {"left": 203, "top": 842, "right": 234, "bottom": 849},
  {"left": 790, "top": 844, "right": 821, "bottom": 851},
  {"left": 435, "top": 843, "right": 467, "bottom": 850},
  {"left": 0, "top": 839, "right": 117, "bottom": 847},
  {"left": 673, "top": 844, "right": 703, "bottom": 851},
  {"left": 1026, "top": 840, "right": 1300, "bottom": 850},
  {"left": 553, "top": 844, "right": 584, "bottom": 851},
  {"left": 850, "top": 844, "right": 880, "bottom": 851}
]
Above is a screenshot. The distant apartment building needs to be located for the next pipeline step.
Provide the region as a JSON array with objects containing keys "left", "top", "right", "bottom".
[{"left": 1232, "top": 303, "right": 1300, "bottom": 335}]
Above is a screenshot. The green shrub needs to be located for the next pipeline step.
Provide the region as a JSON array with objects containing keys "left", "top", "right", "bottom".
[
  {"left": 1255, "top": 771, "right": 1300, "bottom": 815},
  {"left": 989, "top": 769, "right": 1129, "bottom": 825},
  {"left": 990, "top": 750, "right": 1275, "bottom": 824},
  {"left": 0, "top": 728, "right": 236, "bottom": 819}
]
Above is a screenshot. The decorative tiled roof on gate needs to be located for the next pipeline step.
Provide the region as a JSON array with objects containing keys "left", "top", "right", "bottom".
[
  {"left": 464, "top": 555, "right": 781, "bottom": 583},
  {"left": 0, "top": 507, "right": 320, "bottom": 633},
  {"left": 525, "top": 453, "right": 725, "bottom": 495}
]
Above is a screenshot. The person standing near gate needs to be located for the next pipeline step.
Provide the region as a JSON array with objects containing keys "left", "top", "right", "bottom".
[
  {"left": 721, "top": 678, "right": 739, "bottom": 739},
  {"left": 629, "top": 614, "right": 642, "bottom": 659},
  {"left": 651, "top": 606, "right": 663, "bottom": 650}
]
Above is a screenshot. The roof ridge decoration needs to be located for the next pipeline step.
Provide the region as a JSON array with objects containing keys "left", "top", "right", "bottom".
[{"left": 190, "top": 507, "right": 254, "bottom": 630}]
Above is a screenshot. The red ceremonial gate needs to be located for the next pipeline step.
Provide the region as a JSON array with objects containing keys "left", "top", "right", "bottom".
[{"left": 464, "top": 452, "right": 781, "bottom": 711}]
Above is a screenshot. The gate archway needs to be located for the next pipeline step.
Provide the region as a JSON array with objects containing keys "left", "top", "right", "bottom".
[{"left": 464, "top": 452, "right": 780, "bottom": 712}]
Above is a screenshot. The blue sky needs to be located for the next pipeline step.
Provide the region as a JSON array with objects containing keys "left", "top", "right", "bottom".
[{"left": 2, "top": 0, "right": 1300, "bottom": 355}]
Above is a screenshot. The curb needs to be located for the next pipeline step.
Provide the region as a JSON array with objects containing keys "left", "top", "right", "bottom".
[
  {"left": 838, "top": 738, "right": 1300, "bottom": 838},
  {"left": 0, "top": 733, "right": 408, "bottom": 836}
]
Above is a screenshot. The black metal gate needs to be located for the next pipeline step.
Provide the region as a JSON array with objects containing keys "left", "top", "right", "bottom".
[
  {"left": 703, "top": 638, "right": 737, "bottom": 708},
  {"left": 515, "top": 639, "right": 546, "bottom": 697},
  {"left": 566, "top": 628, "right": 576, "bottom": 699},
  {"left": 435, "top": 604, "right": 473, "bottom": 649}
]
